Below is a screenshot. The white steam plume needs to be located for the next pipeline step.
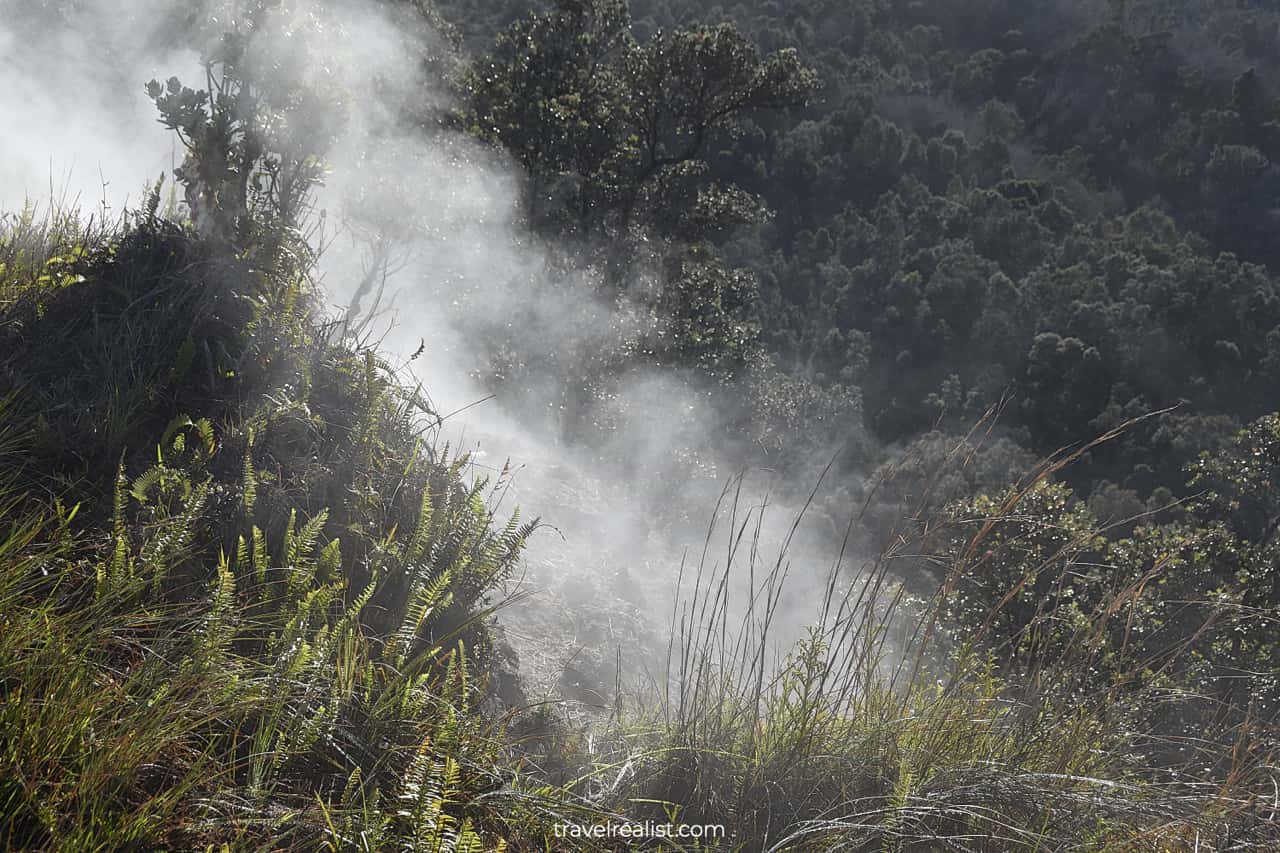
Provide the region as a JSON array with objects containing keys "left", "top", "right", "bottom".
[{"left": 2, "top": 0, "right": 872, "bottom": 706}]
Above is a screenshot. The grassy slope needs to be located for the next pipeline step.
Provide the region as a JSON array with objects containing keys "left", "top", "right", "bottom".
[
  {"left": 0, "top": 201, "right": 1276, "bottom": 851},
  {"left": 0, "top": 201, "right": 567, "bottom": 850}
]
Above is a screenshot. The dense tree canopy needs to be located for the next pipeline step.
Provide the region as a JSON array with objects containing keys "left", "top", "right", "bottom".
[{"left": 436, "top": 0, "right": 1280, "bottom": 502}]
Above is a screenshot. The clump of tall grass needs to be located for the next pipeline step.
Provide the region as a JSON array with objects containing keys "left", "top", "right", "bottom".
[
  {"left": 0, "top": 467, "right": 568, "bottom": 849},
  {"left": 578, "top": 423, "right": 1280, "bottom": 851},
  {"left": 0, "top": 200, "right": 606, "bottom": 849},
  {"left": 0, "top": 195, "right": 120, "bottom": 316}
]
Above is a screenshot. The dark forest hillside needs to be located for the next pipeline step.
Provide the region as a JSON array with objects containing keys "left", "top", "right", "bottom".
[{"left": 440, "top": 0, "right": 1280, "bottom": 498}]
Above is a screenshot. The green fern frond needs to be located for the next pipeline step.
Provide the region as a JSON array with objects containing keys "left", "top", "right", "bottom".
[
  {"left": 316, "top": 537, "right": 342, "bottom": 584},
  {"left": 252, "top": 526, "right": 269, "bottom": 585},
  {"left": 241, "top": 434, "right": 257, "bottom": 514},
  {"left": 388, "top": 569, "right": 455, "bottom": 669},
  {"left": 112, "top": 462, "right": 129, "bottom": 539},
  {"left": 406, "top": 488, "right": 435, "bottom": 565},
  {"left": 194, "top": 417, "right": 215, "bottom": 457},
  {"left": 192, "top": 552, "right": 238, "bottom": 673},
  {"left": 291, "top": 509, "right": 329, "bottom": 566}
]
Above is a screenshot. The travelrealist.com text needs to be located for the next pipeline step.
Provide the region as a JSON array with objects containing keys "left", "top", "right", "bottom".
[{"left": 553, "top": 821, "right": 727, "bottom": 840}]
